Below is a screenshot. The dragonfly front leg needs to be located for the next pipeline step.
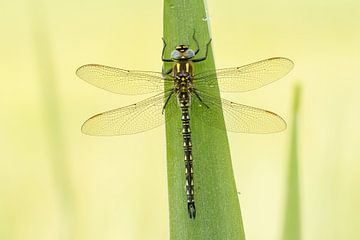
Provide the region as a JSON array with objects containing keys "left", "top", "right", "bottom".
[
  {"left": 192, "top": 39, "right": 212, "bottom": 63},
  {"left": 192, "top": 30, "right": 200, "bottom": 56},
  {"left": 162, "top": 38, "right": 173, "bottom": 62}
]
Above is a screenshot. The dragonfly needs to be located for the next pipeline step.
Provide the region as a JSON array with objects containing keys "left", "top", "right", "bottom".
[{"left": 77, "top": 35, "right": 294, "bottom": 219}]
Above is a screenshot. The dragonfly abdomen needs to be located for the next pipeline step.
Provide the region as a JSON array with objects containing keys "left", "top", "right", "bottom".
[{"left": 180, "top": 98, "right": 196, "bottom": 219}]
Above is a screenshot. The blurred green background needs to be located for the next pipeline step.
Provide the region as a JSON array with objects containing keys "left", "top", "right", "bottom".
[{"left": 1, "top": 0, "right": 359, "bottom": 239}]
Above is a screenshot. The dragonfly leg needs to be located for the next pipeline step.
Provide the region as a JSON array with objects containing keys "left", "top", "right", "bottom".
[
  {"left": 162, "top": 91, "right": 174, "bottom": 114},
  {"left": 162, "top": 38, "right": 173, "bottom": 62},
  {"left": 162, "top": 65, "right": 173, "bottom": 75},
  {"left": 192, "top": 39, "right": 212, "bottom": 63},
  {"left": 192, "top": 30, "right": 200, "bottom": 55},
  {"left": 193, "top": 90, "right": 210, "bottom": 108}
]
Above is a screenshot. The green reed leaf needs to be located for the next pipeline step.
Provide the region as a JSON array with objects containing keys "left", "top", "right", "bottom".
[{"left": 163, "top": 1, "right": 245, "bottom": 239}]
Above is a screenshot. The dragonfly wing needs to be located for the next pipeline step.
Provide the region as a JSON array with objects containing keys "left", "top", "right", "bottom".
[
  {"left": 76, "top": 64, "right": 170, "bottom": 95},
  {"left": 191, "top": 91, "right": 286, "bottom": 133},
  {"left": 194, "top": 57, "right": 294, "bottom": 92},
  {"left": 82, "top": 91, "right": 178, "bottom": 135}
]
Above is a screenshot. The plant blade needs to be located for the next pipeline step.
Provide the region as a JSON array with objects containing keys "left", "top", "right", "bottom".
[{"left": 163, "top": 1, "right": 246, "bottom": 239}]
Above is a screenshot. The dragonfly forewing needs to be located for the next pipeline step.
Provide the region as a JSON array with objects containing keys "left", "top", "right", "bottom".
[
  {"left": 76, "top": 64, "right": 170, "bottom": 95},
  {"left": 194, "top": 57, "right": 294, "bottom": 92}
]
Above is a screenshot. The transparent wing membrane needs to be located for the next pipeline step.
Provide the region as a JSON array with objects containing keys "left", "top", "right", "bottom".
[
  {"left": 191, "top": 91, "right": 286, "bottom": 133},
  {"left": 81, "top": 91, "right": 178, "bottom": 135},
  {"left": 82, "top": 90, "right": 286, "bottom": 135},
  {"left": 79, "top": 57, "right": 291, "bottom": 135},
  {"left": 76, "top": 64, "right": 169, "bottom": 95},
  {"left": 194, "top": 57, "right": 294, "bottom": 92},
  {"left": 77, "top": 58, "right": 293, "bottom": 95}
]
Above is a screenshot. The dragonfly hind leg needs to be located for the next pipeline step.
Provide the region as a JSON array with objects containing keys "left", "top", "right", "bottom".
[
  {"left": 193, "top": 90, "right": 210, "bottom": 109},
  {"left": 162, "top": 91, "right": 174, "bottom": 114}
]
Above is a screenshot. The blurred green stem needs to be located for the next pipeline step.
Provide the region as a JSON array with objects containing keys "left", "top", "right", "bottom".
[
  {"left": 282, "top": 84, "right": 302, "bottom": 240},
  {"left": 29, "top": 2, "right": 75, "bottom": 240}
]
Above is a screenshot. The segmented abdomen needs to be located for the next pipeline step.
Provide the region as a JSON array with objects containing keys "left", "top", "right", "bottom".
[{"left": 180, "top": 95, "right": 196, "bottom": 218}]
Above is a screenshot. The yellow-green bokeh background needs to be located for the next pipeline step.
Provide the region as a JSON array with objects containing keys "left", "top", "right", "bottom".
[{"left": 1, "top": 0, "right": 359, "bottom": 239}]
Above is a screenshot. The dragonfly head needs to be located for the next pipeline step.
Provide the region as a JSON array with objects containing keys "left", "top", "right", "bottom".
[{"left": 171, "top": 45, "right": 195, "bottom": 60}]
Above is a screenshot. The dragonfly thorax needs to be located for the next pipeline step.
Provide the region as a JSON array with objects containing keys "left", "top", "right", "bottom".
[
  {"left": 174, "top": 76, "right": 193, "bottom": 93},
  {"left": 173, "top": 59, "right": 194, "bottom": 91}
]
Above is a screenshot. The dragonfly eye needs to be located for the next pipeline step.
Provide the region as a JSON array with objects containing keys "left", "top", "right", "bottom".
[
  {"left": 184, "top": 49, "right": 194, "bottom": 59},
  {"left": 171, "top": 50, "right": 182, "bottom": 60}
]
